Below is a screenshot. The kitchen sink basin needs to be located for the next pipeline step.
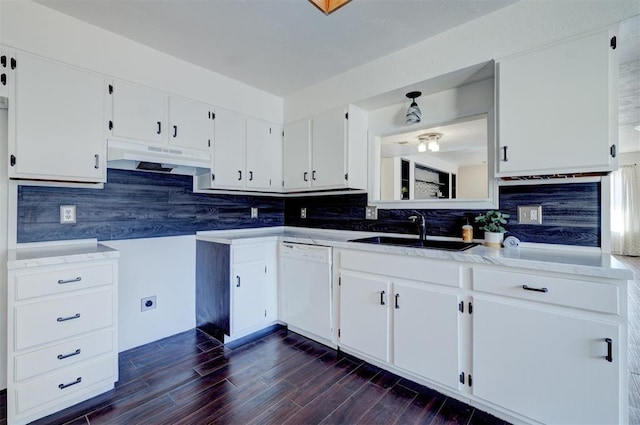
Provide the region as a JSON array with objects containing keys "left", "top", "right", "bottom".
[{"left": 348, "top": 236, "right": 478, "bottom": 251}]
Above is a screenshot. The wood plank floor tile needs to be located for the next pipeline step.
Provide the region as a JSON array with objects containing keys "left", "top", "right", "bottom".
[
  {"left": 356, "top": 381, "right": 418, "bottom": 425},
  {"left": 393, "top": 386, "right": 447, "bottom": 425},
  {"left": 283, "top": 384, "right": 355, "bottom": 425},
  {"left": 335, "top": 362, "right": 382, "bottom": 393},
  {"left": 247, "top": 397, "right": 302, "bottom": 425},
  {"left": 430, "top": 397, "right": 475, "bottom": 425},
  {"left": 88, "top": 394, "right": 175, "bottom": 425},
  {"left": 319, "top": 382, "right": 387, "bottom": 425},
  {"left": 287, "top": 358, "right": 361, "bottom": 407},
  {"left": 467, "top": 408, "right": 511, "bottom": 425}
]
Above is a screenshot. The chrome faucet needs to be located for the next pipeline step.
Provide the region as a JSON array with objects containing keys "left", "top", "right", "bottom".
[{"left": 408, "top": 211, "right": 427, "bottom": 242}]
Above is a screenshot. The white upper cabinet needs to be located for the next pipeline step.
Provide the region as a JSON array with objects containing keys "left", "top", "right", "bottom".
[
  {"left": 168, "top": 96, "right": 213, "bottom": 151},
  {"left": 110, "top": 80, "right": 166, "bottom": 145},
  {"left": 497, "top": 27, "right": 618, "bottom": 176},
  {"left": 109, "top": 80, "right": 214, "bottom": 154},
  {"left": 211, "top": 108, "right": 246, "bottom": 188},
  {"left": 282, "top": 105, "right": 367, "bottom": 192},
  {"left": 9, "top": 52, "right": 106, "bottom": 183},
  {"left": 246, "top": 117, "right": 279, "bottom": 190}
]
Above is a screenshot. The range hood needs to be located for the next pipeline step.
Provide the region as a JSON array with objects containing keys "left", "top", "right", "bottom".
[{"left": 107, "top": 140, "right": 211, "bottom": 176}]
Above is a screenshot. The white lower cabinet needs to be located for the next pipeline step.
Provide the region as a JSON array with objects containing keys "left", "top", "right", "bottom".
[
  {"left": 232, "top": 261, "right": 268, "bottom": 335},
  {"left": 7, "top": 257, "right": 119, "bottom": 425},
  {"left": 337, "top": 248, "right": 628, "bottom": 424}
]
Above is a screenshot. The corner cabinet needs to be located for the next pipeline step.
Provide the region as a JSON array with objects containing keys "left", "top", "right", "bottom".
[
  {"left": 196, "top": 240, "right": 277, "bottom": 342},
  {"left": 496, "top": 27, "right": 618, "bottom": 177},
  {"left": 283, "top": 105, "right": 367, "bottom": 191},
  {"left": 6, "top": 256, "right": 119, "bottom": 425},
  {"left": 8, "top": 52, "right": 106, "bottom": 183}
]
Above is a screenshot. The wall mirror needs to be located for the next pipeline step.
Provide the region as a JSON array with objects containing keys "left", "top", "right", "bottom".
[{"left": 359, "top": 61, "right": 499, "bottom": 209}]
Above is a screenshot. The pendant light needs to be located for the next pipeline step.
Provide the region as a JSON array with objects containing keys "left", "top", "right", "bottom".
[{"left": 406, "top": 91, "right": 422, "bottom": 125}]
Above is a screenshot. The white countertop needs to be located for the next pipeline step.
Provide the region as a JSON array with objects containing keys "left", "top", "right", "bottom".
[
  {"left": 8, "top": 243, "right": 120, "bottom": 269},
  {"left": 197, "top": 227, "right": 634, "bottom": 280}
]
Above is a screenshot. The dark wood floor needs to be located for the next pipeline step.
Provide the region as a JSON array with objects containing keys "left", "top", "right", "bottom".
[{"left": 2, "top": 327, "right": 509, "bottom": 425}]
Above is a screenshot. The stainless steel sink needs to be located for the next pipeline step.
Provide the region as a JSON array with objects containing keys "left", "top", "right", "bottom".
[{"left": 348, "top": 236, "right": 478, "bottom": 251}]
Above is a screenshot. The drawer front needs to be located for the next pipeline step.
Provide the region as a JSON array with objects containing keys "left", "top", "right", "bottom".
[
  {"left": 339, "top": 249, "right": 461, "bottom": 287},
  {"left": 15, "top": 289, "right": 114, "bottom": 350},
  {"left": 15, "top": 355, "right": 115, "bottom": 414},
  {"left": 473, "top": 268, "right": 619, "bottom": 314},
  {"left": 233, "top": 244, "right": 267, "bottom": 264},
  {"left": 15, "top": 329, "right": 114, "bottom": 381},
  {"left": 14, "top": 262, "right": 114, "bottom": 301}
]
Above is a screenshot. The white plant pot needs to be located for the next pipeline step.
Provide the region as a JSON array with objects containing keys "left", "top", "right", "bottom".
[{"left": 484, "top": 231, "right": 504, "bottom": 248}]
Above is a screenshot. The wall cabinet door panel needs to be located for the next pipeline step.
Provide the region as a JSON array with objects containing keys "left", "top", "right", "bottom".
[
  {"left": 246, "top": 118, "right": 272, "bottom": 190},
  {"left": 111, "top": 80, "right": 165, "bottom": 145},
  {"left": 283, "top": 119, "right": 311, "bottom": 190},
  {"left": 11, "top": 53, "right": 105, "bottom": 182},
  {"left": 213, "top": 109, "right": 246, "bottom": 188},
  {"left": 311, "top": 108, "right": 347, "bottom": 188},
  {"left": 168, "top": 96, "right": 212, "bottom": 152}
]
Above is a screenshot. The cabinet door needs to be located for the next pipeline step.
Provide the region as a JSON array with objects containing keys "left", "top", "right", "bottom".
[
  {"left": 312, "top": 108, "right": 347, "bottom": 188},
  {"left": 497, "top": 29, "right": 617, "bottom": 176},
  {"left": 393, "top": 282, "right": 460, "bottom": 389},
  {"left": 111, "top": 80, "right": 165, "bottom": 145},
  {"left": 11, "top": 53, "right": 105, "bottom": 182},
  {"left": 283, "top": 119, "right": 311, "bottom": 190},
  {"left": 246, "top": 117, "right": 272, "bottom": 190},
  {"left": 232, "top": 262, "right": 266, "bottom": 334},
  {"left": 213, "top": 108, "right": 246, "bottom": 188},
  {"left": 339, "top": 272, "right": 390, "bottom": 362},
  {"left": 473, "top": 297, "right": 620, "bottom": 424},
  {"left": 168, "top": 96, "right": 212, "bottom": 152}
]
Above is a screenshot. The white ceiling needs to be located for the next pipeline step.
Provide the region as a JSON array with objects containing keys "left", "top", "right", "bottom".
[{"left": 34, "top": 0, "right": 516, "bottom": 97}]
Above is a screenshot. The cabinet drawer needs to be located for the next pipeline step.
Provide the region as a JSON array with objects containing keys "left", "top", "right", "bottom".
[
  {"left": 15, "top": 289, "right": 114, "bottom": 350},
  {"left": 233, "top": 245, "right": 266, "bottom": 264},
  {"left": 14, "top": 263, "right": 114, "bottom": 301},
  {"left": 340, "top": 250, "right": 461, "bottom": 287},
  {"left": 14, "top": 330, "right": 114, "bottom": 381},
  {"left": 15, "top": 355, "right": 115, "bottom": 414},
  {"left": 472, "top": 268, "right": 619, "bottom": 314}
]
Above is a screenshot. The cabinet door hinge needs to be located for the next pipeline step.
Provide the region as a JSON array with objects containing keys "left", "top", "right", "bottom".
[
  {"left": 282, "top": 180, "right": 285, "bottom": 187},
  {"left": 208, "top": 139, "right": 211, "bottom": 148},
  {"left": 468, "top": 302, "right": 473, "bottom": 314},
  {"left": 468, "top": 374, "right": 473, "bottom": 387},
  {"left": 282, "top": 130, "right": 285, "bottom": 138},
  {"left": 610, "top": 36, "right": 617, "bottom": 50},
  {"left": 108, "top": 120, "right": 113, "bottom": 131},
  {"left": 1, "top": 74, "right": 5, "bottom": 86},
  {"left": 212, "top": 173, "right": 215, "bottom": 181},
  {"left": 10, "top": 57, "right": 16, "bottom": 70},
  {"left": 458, "top": 301, "right": 464, "bottom": 313},
  {"left": 10, "top": 155, "right": 16, "bottom": 167},
  {"left": 264, "top": 265, "right": 267, "bottom": 273},
  {"left": 209, "top": 112, "right": 215, "bottom": 120},
  {"left": 344, "top": 173, "right": 348, "bottom": 180},
  {"left": 338, "top": 328, "right": 341, "bottom": 337},
  {"left": 264, "top": 309, "right": 267, "bottom": 317},
  {"left": 0, "top": 56, "right": 6, "bottom": 67},
  {"left": 338, "top": 277, "right": 341, "bottom": 286},
  {"left": 459, "top": 372, "right": 465, "bottom": 385},
  {"left": 345, "top": 112, "right": 349, "bottom": 119},
  {"left": 108, "top": 84, "right": 113, "bottom": 94}
]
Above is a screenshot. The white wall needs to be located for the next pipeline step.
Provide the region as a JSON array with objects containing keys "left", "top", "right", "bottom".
[
  {"left": 0, "top": 0, "right": 283, "bottom": 124},
  {"left": 102, "top": 236, "right": 196, "bottom": 352},
  {"left": 458, "top": 164, "right": 488, "bottom": 199},
  {"left": 0, "top": 109, "right": 8, "bottom": 389},
  {"left": 619, "top": 151, "right": 640, "bottom": 166},
  {"left": 284, "top": 0, "right": 639, "bottom": 122}
]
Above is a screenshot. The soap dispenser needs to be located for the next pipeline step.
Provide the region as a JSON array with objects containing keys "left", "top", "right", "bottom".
[{"left": 462, "top": 218, "right": 473, "bottom": 242}]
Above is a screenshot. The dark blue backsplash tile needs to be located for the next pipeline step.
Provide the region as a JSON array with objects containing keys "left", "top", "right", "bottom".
[
  {"left": 17, "top": 169, "right": 284, "bottom": 243},
  {"left": 283, "top": 182, "right": 601, "bottom": 247}
]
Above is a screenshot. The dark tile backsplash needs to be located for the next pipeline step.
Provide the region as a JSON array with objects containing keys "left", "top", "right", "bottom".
[
  {"left": 17, "top": 171, "right": 600, "bottom": 247},
  {"left": 17, "top": 169, "right": 284, "bottom": 243}
]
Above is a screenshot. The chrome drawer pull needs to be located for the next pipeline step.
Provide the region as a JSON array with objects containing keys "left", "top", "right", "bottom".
[
  {"left": 57, "top": 313, "right": 81, "bottom": 322},
  {"left": 58, "top": 277, "right": 82, "bottom": 284},
  {"left": 522, "top": 284, "right": 548, "bottom": 293},
  {"left": 59, "top": 377, "right": 82, "bottom": 390},
  {"left": 57, "top": 349, "right": 81, "bottom": 360}
]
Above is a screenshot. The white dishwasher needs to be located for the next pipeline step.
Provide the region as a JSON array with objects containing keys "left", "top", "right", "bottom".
[{"left": 280, "top": 242, "right": 333, "bottom": 344}]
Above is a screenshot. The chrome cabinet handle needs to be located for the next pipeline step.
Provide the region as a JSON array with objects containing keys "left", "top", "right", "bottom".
[
  {"left": 57, "top": 313, "right": 81, "bottom": 322},
  {"left": 58, "top": 277, "right": 81, "bottom": 284},
  {"left": 236, "top": 276, "right": 241, "bottom": 287},
  {"left": 58, "top": 349, "right": 81, "bottom": 360},
  {"left": 522, "top": 284, "right": 548, "bottom": 293},
  {"left": 605, "top": 338, "right": 613, "bottom": 362},
  {"left": 94, "top": 154, "right": 100, "bottom": 169},
  {"left": 59, "top": 377, "right": 82, "bottom": 390},
  {"left": 380, "top": 290, "right": 386, "bottom": 306}
]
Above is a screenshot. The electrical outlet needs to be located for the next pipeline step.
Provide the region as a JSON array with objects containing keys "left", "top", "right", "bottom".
[
  {"left": 141, "top": 296, "right": 156, "bottom": 312},
  {"left": 300, "top": 207, "right": 307, "bottom": 218},
  {"left": 518, "top": 205, "right": 543, "bottom": 224},
  {"left": 251, "top": 207, "right": 258, "bottom": 218},
  {"left": 60, "top": 205, "right": 76, "bottom": 224},
  {"left": 365, "top": 205, "right": 378, "bottom": 220}
]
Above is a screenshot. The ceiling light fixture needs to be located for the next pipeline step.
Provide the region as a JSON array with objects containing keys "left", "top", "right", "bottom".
[
  {"left": 309, "top": 0, "right": 352, "bottom": 15},
  {"left": 418, "top": 132, "right": 442, "bottom": 152},
  {"left": 406, "top": 91, "right": 422, "bottom": 125}
]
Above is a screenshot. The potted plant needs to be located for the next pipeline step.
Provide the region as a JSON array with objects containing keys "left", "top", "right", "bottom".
[{"left": 475, "top": 210, "right": 510, "bottom": 247}]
